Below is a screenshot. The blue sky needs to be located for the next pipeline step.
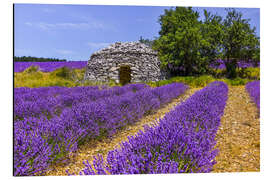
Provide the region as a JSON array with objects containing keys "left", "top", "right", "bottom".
[{"left": 14, "top": 4, "right": 260, "bottom": 61}]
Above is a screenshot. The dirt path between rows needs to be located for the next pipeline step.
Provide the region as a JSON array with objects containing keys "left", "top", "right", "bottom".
[
  {"left": 46, "top": 87, "right": 200, "bottom": 176},
  {"left": 213, "top": 86, "right": 260, "bottom": 172}
]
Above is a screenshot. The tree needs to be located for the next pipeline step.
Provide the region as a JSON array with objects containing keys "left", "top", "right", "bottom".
[
  {"left": 221, "top": 8, "right": 260, "bottom": 78},
  {"left": 153, "top": 7, "right": 222, "bottom": 76},
  {"left": 139, "top": 36, "right": 155, "bottom": 48},
  {"left": 14, "top": 56, "right": 67, "bottom": 62},
  {"left": 252, "top": 42, "right": 260, "bottom": 66},
  {"left": 199, "top": 10, "right": 224, "bottom": 69},
  {"left": 153, "top": 7, "right": 259, "bottom": 78}
]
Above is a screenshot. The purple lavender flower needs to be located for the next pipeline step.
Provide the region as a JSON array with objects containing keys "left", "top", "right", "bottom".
[
  {"left": 246, "top": 80, "right": 260, "bottom": 111},
  {"left": 14, "top": 83, "right": 187, "bottom": 176},
  {"left": 210, "top": 59, "right": 260, "bottom": 69},
  {"left": 79, "top": 81, "right": 228, "bottom": 175},
  {"left": 14, "top": 61, "right": 87, "bottom": 72}
]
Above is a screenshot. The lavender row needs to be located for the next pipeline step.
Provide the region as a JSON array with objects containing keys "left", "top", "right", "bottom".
[
  {"left": 246, "top": 80, "right": 260, "bottom": 110},
  {"left": 210, "top": 59, "right": 260, "bottom": 69},
  {"left": 14, "top": 83, "right": 188, "bottom": 176},
  {"left": 14, "top": 84, "right": 148, "bottom": 120},
  {"left": 14, "top": 61, "right": 87, "bottom": 72},
  {"left": 79, "top": 81, "right": 228, "bottom": 175}
]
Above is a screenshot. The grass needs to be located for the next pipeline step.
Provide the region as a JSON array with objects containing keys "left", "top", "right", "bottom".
[
  {"left": 14, "top": 66, "right": 118, "bottom": 88},
  {"left": 210, "top": 67, "right": 260, "bottom": 80},
  {"left": 14, "top": 66, "right": 259, "bottom": 88},
  {"left": 147, "top": 75, "right": 254, "bottom": 88}
]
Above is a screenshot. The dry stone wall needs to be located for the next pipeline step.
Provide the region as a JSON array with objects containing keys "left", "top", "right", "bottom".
[{"left": 84, "top": 42, "right": 166, "bottom": 83}]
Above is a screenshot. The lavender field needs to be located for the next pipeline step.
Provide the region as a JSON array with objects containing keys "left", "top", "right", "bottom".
[
  {"left": 14, "top": 60, "right": 259, "bottom": 73},
  {"left": 14, "top": 61, "right": 87, "bottom": 72},
  {"left": 12, "top": 3, "right": 262, "bottom": 177},
  {"left": 14, "top": 78, "right": 260, "bottom": 175},
  {"left": 13, "top": 60, "right": 261, "bottom": 175},
  {"left": 14, "top": 83, "right": 188, "bottom": 176},
  {"left": 79, "top": 81, "right": 228, "bottom": 174}
]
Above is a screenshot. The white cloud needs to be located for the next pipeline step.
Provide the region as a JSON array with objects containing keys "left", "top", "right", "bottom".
[
  {"left": 24, "top": 22, "right": 33, "bottom": 26},
  {"left": 37, "top": 22, "right": 57, "bottom": 30},
  {"left": 55, "top": 49, "right": 74, "bottom": 55},
  {"left": 70, "top": 14, "right": 112, "bottom": 30},
  {"left": 25, "top": 21, "right": 108, "bottom": 31}
]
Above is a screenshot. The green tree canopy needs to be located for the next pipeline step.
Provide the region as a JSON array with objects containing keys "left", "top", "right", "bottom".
[
  {"left": 153, "top": 7, "right": 222, "bottom": 76},
  {"left": 153, "top": 7, "right": 259, "bottom": 78},
  {"left": 221, "top": 8, "right": 260, "bottom": 78}
]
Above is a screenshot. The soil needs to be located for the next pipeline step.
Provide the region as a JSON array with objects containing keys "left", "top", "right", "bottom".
[{"left": 212, "top": 86, "right": 260, "bottom": 172}]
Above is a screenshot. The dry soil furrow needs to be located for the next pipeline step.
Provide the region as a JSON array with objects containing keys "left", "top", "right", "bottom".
[
  {"left": 213, "top": 86, "right": 260, "bottom": 172},
  {"left": 46, "top": 87, "right": 200, "bottom": 176}
]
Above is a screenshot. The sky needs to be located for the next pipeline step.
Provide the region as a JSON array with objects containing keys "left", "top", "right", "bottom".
[{"left": 14, "top": 4, "right": 260, "bottom": 61}]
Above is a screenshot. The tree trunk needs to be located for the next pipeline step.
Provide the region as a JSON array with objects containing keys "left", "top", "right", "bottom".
[{"left": 225, "top": 56, "right": 237, "bottom": 79}]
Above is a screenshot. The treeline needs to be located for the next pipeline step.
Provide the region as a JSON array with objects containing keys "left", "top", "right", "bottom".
[
  {"left": 140, "top": 8, "right": 260, "bottom": 79},
  {"left": 14, "top": 56, "right": 67, "bottom": 62}
]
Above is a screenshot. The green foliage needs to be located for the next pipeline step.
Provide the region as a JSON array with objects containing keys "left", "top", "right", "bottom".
[
  {"left": 139, "top": 36, "right": 155, "bottom": 48},
  {"left": 221, "top": 8, "right": 260, "bottom": 78},
  {"left": 210, "top": 67, "right": 260, "bottom": 80},
  {"left": 153, "top": 7, "right": 204, "bottom": 76},
  {"left": 252, "top": 48, "right": 260, "bottom": 66},
  {"left": 199, "top": 10, "right": 224, "bottom": 70},
  {"left": 209, "top": 68, "right": 226, "bottom": 78},
  {"left": 223, "top": 77, "right": 251, "bottom": 86},
  {"left": 237, "top": 67, "right": 260, "bottom": 80},
  {"left": 173, "top": 75, "right": 216, "bottom": 87},
  {"left": 153, "top": 7, "right": 224, "bottom": 76},
  {"left": 153, "top": 7, "right": 260, "bottom": 79},
  {"left": 147, "top": 75, "right": 252, "bottom": 88},
  {"left": 14, "top": 68, "right": 120, "bottom": 88},
  {"left": 50, "top": 66, "right": 74, "bottom": 79},
  {"left": 147, "top": 75, "right": 216, "bottom": 88},
  {"left": 23, "top": 65, "right": 39, "bottom": 73},
  {"left": 14, "top": 56, "right": 67, "bottom": 62}
]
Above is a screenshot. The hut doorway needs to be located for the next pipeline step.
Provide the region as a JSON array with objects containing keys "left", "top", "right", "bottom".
[{"left": 119, "top": 65, "right": 131, "bottom": 85}]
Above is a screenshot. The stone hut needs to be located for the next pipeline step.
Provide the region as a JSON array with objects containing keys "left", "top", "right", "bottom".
[{"left": 84, "top": 42, "right": 164, "bottom": 84}]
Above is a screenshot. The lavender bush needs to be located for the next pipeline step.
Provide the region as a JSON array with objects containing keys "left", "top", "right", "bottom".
[
  {"left": 14, "top": 61, "right": 87, "bottom": 72},
  {"left": 210, "top": 59, "right": 260, "bottom": 69},
  {"left": 79, "top": 81, "right": 228, "bottom": 175},
  {"left": 14, "top": 84, "right": 147, "bottom": 120},
  {"left": 14, "top": 83, "right": 187, "bottom": 176},
  {"left": 246, "top": 80, "right": 260, "bottom": 111}
]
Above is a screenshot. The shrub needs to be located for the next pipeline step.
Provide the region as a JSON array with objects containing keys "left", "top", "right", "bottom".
[
  {"left": 224, "top": 77, "right": 251, "bottom": 86},
  {"left": 237, "top": 67, "right": 260, "bottom": 80},
  {"left": 148, "top": 75, "right": 216, "bottom": 88},
  {"left": 51, "top": 66, "right": 74, "bottom": 79},
  {"left": 23, "top": 65, "right": 39, "bottom": 73},
  {"left": 210, "top": 68, "right": 226, "bottom": 78},
  {"left": 148, "top": 75, "right": 254, "bottom": 88}
]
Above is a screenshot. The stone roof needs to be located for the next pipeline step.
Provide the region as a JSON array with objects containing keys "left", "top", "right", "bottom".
[{"left": 91, "top": 41, "right": 157, "bottom": 57}]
